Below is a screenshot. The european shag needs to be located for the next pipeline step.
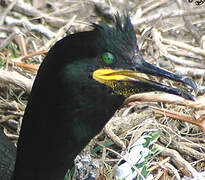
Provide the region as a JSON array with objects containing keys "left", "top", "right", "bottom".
[{"left": 0, "top": 14, "right": 196, "bottom": 180}]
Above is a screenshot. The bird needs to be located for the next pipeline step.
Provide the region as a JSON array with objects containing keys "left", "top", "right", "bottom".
[
  {"left": 0, "top": 127, "right": 16, "bottom": 180},
  {"left": 0, "top": 14, "right": 196, "bottom": 180}
]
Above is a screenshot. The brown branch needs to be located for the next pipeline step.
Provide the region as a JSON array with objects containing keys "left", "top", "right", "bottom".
[
  {"left": 12, "top": 62, "right": 39, "bottom": 72},
  {"left": 0, "top": 69, "right": 33, "bottom": 93},
  {"left": 155, "top": 144, "right": 197, "bottom": 178},
  {"left": 124, "top": 92, "right": 205, "bottom": 110},
  {"left": 16, "top": 33, "right": 27, "bottom": 56},
  {"left": 151, "top": 106, "right": 205, "bottom": 133},
  {"left": 4, "top": 49, "right": 48, "bottom": 72},
  {"left": 12, "top": 49, "right": 48, "bottom": 62}
]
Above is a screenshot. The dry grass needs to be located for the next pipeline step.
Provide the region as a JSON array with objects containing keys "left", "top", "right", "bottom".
[{"left": 0, "top": 0, "right": 205, "bottom": 179}]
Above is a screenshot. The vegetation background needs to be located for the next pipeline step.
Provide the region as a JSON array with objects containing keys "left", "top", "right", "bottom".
[{"left": 0, "top": 0, "right": 205, "bottom": 179}]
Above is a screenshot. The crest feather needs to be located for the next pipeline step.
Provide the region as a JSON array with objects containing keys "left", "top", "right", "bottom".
[{"left": 92, "top": 13, "right": 137, "bottom": 60}]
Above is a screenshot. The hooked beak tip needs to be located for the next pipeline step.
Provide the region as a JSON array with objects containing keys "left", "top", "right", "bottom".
[{"left": 183, "top": 77, "right": 197, "bottom": 93}]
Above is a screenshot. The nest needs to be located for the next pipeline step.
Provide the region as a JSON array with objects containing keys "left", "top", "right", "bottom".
[{"left": 0, "top": 0, "right": 205, "bottom": 179}]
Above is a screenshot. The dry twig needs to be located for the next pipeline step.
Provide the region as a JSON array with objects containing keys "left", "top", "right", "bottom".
[
  {"left": 156, "top": 144, "right": 198, "bottom": 178},
  {"left": 0, "top": 68, "right": 33, "bottom": 93}
]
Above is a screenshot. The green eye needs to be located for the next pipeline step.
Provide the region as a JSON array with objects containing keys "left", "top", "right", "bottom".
[{"left": 102, "top": 52, "right": 115, "bottom": 65}]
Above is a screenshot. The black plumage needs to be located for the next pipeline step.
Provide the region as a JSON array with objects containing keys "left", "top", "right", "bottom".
[{"left": 0, "top": 14, "right": 196, "bottom": 180}]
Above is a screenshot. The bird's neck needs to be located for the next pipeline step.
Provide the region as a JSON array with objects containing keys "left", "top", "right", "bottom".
[{"left": 13, "top": 31, "right": 125, "bottom": 180}]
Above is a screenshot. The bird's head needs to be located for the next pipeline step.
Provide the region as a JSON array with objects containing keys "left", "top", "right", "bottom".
[{"left": 92, "top": 14, "right": 197, "bottom": 100}]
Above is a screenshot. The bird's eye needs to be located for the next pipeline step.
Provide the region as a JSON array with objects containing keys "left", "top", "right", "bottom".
[{"left": 102, "top": 52, "right": 115, "bottom": 65}]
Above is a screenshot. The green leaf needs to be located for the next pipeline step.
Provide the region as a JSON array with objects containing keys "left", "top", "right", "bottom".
[{"left": 64, "top": 167, "right": 75, "bottom": 180}]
